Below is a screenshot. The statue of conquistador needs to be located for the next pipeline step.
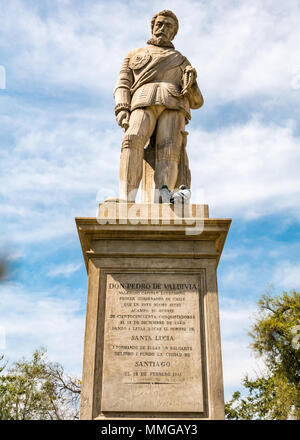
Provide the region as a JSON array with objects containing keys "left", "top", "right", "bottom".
[{"left": 114, "top": 10, "right": 204, "bottom": 202}]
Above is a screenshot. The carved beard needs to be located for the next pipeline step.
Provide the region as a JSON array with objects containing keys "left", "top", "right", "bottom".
[{"left": 147, "top": 35, "right": 174, "bottom": 49}]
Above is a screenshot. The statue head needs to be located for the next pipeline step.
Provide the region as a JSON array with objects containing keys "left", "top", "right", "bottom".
[{"left": 150, "top": 10, "right": 179, "bottom": 44}]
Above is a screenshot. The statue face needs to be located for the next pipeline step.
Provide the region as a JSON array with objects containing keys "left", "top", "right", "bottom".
[{"left": 152, "top": 15, "right": 176, "bottom": 43}]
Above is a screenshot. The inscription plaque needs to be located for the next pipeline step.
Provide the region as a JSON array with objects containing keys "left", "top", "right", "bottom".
[{"left": 101, "top": 272, "right": 204, "bottom": 413}]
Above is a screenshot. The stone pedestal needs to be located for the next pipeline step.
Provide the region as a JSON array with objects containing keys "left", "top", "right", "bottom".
[{"left": 76, "top": 203, "right": 231, "bottom": 420}]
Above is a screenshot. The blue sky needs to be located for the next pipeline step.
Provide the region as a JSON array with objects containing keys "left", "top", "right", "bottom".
[{"left": 0, "top": 0, "right": 300, "bottom": 402}]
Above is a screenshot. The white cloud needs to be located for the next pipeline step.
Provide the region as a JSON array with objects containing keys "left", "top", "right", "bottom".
[
  {"left": 5, "top": 250, "right": 25, "bottom": 261},
  {"left": 219, "top": 299, "right": 265, "bottom": 398},
  {"left": 0, "top": 0, "right": 299, "bottom": 106},
  {"left": 0, "top": 1, "right": 299, "bottom": 247},
  {"left": 221, "top": 265, "right": 252, "bottom": 288},
  {"left": 0, "top": 0, "right": 144, "bottom": 92},
  {"left": 189, "top": 118, "right": 300, "bottom": 219},
  {"left": 272, "top": 261, "right": 300, "bottom": 290},
  {"left": 0, "top": 108, "right": 299, "bottom": 246},
  {"left": 47, "top": 262, "right": 82, "bottom": 278},
  {"left": 0, "top": 282, "right": 85, "bottom": 373},
  {"left": 0, "top": 105, "right": 121, "bottom": 244}
]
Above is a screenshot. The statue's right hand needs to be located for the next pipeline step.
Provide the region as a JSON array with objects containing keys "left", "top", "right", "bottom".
[{"left": 116, "top": 110, "right": 130, "bottom": 131}]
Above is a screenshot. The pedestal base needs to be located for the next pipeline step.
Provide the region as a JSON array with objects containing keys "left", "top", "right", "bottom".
[{"left": 76, "top": 204, "right": 231, "bottom": 420}]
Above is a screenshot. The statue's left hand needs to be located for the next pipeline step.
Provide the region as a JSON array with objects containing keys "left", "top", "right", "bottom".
[
  {"left": 185, "top": 66, "right": 197, "bottom": 83},
  {"left": 182, "top": 66, "right": 197, "bottom": 95}
]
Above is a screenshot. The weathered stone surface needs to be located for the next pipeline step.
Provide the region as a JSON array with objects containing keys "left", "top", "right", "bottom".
[
  {"left": 76, "top": 206, "right": 231, "bottom": 419},
  {"left": 101, "top": 272, "right": 204, "bottom": 413},
  {"left": 77, "top": 8, "right": 231, "bottom": 422},
  {"left": 114, "top": 10, "right": 204, "bottom": 202}
]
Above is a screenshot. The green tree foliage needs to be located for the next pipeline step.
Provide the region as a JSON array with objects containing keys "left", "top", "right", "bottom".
[
  {"left": 0, "top": 348, "right": 81, "bottom": 420},
  {"left": 225, "top": 290, "right": 300, "bottom": 420}
]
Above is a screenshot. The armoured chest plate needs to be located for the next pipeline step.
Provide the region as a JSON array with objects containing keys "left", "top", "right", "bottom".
[{"left": 129, "top": 50, "right": 151, "bottom": 70}]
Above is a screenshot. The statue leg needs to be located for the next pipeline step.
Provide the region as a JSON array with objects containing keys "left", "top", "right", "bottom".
[
  {"left": 120, "top": 108, "right": 156, "bottom": 201},
  {"left": 154, "top": 110, "right": 186, "bottom": 191}
]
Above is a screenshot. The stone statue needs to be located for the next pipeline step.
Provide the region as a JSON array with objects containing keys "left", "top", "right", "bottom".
[{"left": 114, "top": 10, "right": 204, "bottom": 203}]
